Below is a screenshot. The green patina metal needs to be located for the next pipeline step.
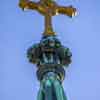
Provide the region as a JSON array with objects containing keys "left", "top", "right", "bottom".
[{"left": 19, "top": 0, "right": 77, "bottom": 100}]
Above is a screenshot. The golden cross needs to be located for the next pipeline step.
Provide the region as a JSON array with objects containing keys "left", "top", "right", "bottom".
[{"left": 19, "top": 0, "right": 77, "bottom": 36}]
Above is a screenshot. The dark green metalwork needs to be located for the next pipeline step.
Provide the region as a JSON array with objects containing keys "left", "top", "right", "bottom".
[{"left": 27, "top": 36, "right": 72, "bottom": 100}]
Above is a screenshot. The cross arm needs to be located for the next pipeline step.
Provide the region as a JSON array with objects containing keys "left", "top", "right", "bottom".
[
  {"left": 56, "top": 6, "right": 77, "bottom": 17},
  {"left": 19, "top": 0, "right": 38, "bottom": 11}
]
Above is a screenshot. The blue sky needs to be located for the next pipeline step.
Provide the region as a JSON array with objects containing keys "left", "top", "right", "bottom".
[{"left": 0, "top": 0, "right": 100, "bottom": 100}]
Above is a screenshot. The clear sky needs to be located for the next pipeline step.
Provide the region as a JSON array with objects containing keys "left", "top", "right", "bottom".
[{"left": 0, "top": 0, "right": 100, "bottom": 100}]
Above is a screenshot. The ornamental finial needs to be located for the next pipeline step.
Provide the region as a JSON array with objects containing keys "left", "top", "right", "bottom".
[{"left": 19, "top": 0, "right": 77, "bottom": 36}]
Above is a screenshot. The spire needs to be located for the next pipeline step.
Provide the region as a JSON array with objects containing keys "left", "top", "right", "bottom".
[{"left": 19, "top": 0, "right": 77, "bottom": 100}]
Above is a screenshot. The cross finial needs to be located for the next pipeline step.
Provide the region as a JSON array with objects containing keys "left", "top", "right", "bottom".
[{"left": 19, "top": 0, "right": 77, "bottom": 36}]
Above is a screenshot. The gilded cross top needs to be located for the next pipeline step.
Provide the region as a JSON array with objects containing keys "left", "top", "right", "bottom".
[{"left": 19, "top": 0, "right": 77, "bottom": 36}]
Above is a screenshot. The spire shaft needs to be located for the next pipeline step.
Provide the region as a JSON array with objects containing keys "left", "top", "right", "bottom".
[{"left": 44, "top": 14, "right": 55, "bottom": 36}]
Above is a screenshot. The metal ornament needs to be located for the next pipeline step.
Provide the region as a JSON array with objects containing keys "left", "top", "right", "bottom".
[{"left": 19, "top": 0, "right": 77, "bottom": 100}]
